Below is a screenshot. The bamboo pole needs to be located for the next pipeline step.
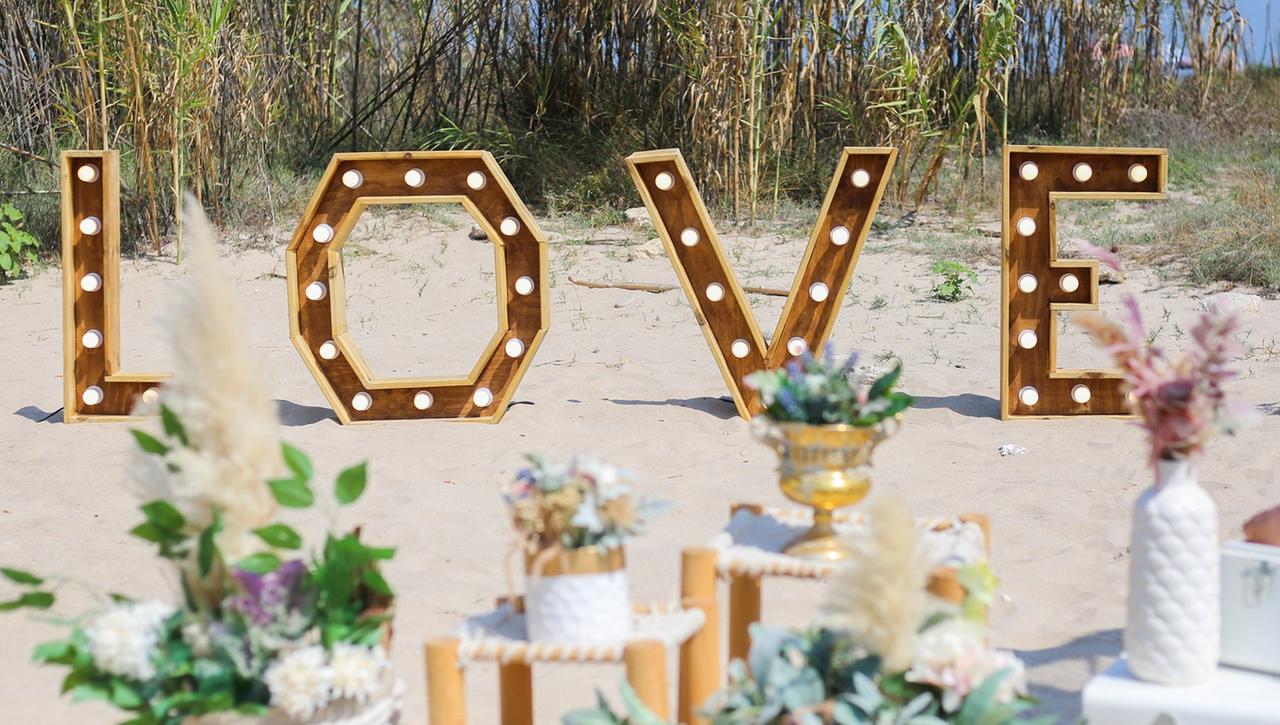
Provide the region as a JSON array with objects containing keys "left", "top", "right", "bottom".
[
  {"left": 624, "top": 639, "right": 668, "bottom": 721},
  {"left": 425, "top": 638, "right": 466, "bottom": 725},
  {"left": 498, "top": 661, "right": 533, "bottom": 725},
  {"left": 679, "top": 547, "right": 720, "bottom": 725}
]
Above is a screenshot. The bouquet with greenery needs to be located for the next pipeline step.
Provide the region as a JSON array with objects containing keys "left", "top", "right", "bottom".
[{"left": 744, "top": 347, "right": 912, "bottom": 426}]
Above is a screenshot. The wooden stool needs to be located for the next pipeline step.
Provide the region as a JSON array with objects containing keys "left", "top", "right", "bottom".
[{"left": 425, "top": 548, "right": 721, "bottom": 725}]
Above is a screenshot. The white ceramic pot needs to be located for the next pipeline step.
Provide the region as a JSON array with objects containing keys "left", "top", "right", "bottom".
[
  {"left": 525, "top": 546, "right": 631, "bottom": 643},
  {"left": 1125, "top": 458, "right": 1220, "bottom": 685}
]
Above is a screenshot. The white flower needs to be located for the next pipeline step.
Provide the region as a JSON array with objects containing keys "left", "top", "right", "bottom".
[
  {"left": 85, "top": 600, "right": 175, "bottom": 681},
  {"left": 265, "top": 646, "right": 334, "bottom": 721},
  {"left": 329, "top": 644, "right": 388, "bottom": 703},
  {"left": 904, "top": 618, "right": 1029, "bottom": 712},
  {"left": 181, "top": 620, "right": 212, "bottom": 658}
]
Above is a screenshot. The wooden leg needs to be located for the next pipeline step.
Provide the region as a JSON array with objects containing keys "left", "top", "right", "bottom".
[
  {"left": 625, "top": 639, "right": 668, "bottom": 721},
  {"left": 679, "top": 547, "right": 720, "bottom": 725},
  {"left": 728, "top": 571, "right": 761, "bottom": 665},
  {"left": 425, "top": 638, "right": 466, "bottom": 725},
  {"left": 499, "top": 660, "right": 533, "bottom": 725}
]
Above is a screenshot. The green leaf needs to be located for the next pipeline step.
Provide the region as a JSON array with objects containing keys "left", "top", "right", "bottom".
[
  {"left": 2, "top": 204, "right": 21, "bottom": 222},
  {"left": 159, "top": 405, "right": 187, "bottom": 446},
  {"left": 335, "top": 462, "right": 367, "bottom": 505},
  {"left": 130, "top": 429, "right": 169, "bottom": 456},
  {"left": 0, "top": 591, "right": 55, "bottom": 610},
  {"left": 32, "top": 640, "right": 73, "bottom": 664},
  {"left": 198, "top": 510, "right": 223, "bottom": 577},
  {"left": 361, "top": 568, "right": 392, "bottom": 596},
  {"left": 110, "top": 678, "right": 143, "bottom": 708},
  {"left": 1, "top": 567, "right": 43, "bottom": 586},
  {"left": 253, "top": 524, "right": 302, "bottom": 549},
  {"left": 68, "top": 681, "right": 110, "bottom": 704},
  {"left": 237, "top": 552, "right": 281, "bottom": 574},
  {"left": 268, "top": 477, "right": 314, "bottom": 508},
  {"left": 141, "top": 500, "right": 185, "bottom": 531},
  {"left": 868, "top": 362, "right": 903, "bottom": 400},
  {"left": 368, "top": 546, "right": 396, "bottom": 560},
  {"left": 281, "top": 442, "right": 313, "bottom": 481},
  {"left": 130, "top": 522, "right": 163, "bottom": 543}
]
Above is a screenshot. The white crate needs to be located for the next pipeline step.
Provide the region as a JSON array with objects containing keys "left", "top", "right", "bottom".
[{"left": 1221, "top": 540, "right": 1280, "bottom": 675}]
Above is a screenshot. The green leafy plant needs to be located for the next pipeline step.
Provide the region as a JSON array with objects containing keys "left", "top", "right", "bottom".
[
  {"left": 563, "top": 681, "right": 671, "bottom": 725},
  {"left": 744, "top": 346, "right": 913, "bottom": 426},
  {"left": 930, "top": 260, "right": 977, "bottom": 302},
  {"left": 0, "top": 202, "right": 39, "bottom": 280}
]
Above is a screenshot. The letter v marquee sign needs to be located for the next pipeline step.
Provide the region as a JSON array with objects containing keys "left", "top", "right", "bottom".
[{"left": 626, "top": 148, "right": 896, "bottom": 419}]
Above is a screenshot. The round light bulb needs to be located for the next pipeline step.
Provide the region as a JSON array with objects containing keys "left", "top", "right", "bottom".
[
  {"left": 786, "top": 337, "right": 807, "bottom": 357},
  {"left": 466, "top": 171, "right": 487, "bottom": 190},
  {"left": 1073, "top": 163, "right": 1093, "bottom": 182},
  {"left": 1018, "top": 161, "right": 1039, "bottom": 181},
  {"left": 850, "top": 168, "right": 871, "bottom": 188},
  {"left": 81, "top": 329, "right": 103, "bottom": 349},
  {"left": 82, "top": 385, "right": 104, "bottom": 406},
  {"left": 414, "top": 391, "right": 434, "bottom": 410},
  {"left": 312, "top": 223, "right": 335, "bottom": 243},
  {"left": 499, "top": 217, "right": 521, "bottom": 236},
  {"left": 514, "top": 276, "right": 535, "bottom": 295},
  {"left": 1071, "top": 384, "right": 1092, "bottom": 404},
  {"left": 77, "top": 164, "right": 100, "bottom": 183},
  {"left": 305, "top": 281, "right": 327, "bottom": 301},
  {"left": 829, "top": 225, "right": 851, "bottom": 246},
  {"left": 505, "top": 338, "right": 525, "bottom": 358},
  {"left": 80, "top": 273, "right": 103, "bottom": 292},
  {"left": 1017, "top": 329, "right": 1038, "bottom": 349},
  {"left": 680, "top": 228, "right": 700, "bottom": 246},
  {"left": 705, "top": 283, "right": 725, "bottom": 302},
  {"left": 1017, "top": 274, "right": 1038, "bottom": 293},
  {"left": 404, "top": 168, "right": 426, "bottom": 187},
  {"left": 1059, "top": 273, "right": 1080, "bottom": 293},
  {"left": 141, "top": 388, "right": 160, "bottom": 405},
  {"left": 341, "top": 169, "right": 363, "bottom": 189},
  {"left": 79, "top": 216, "right": 102, "bottom": 236},
  {"left": 1018, "top": 386, "right": 1040, "bottom": 407},
  {"left": 808, "top": 282, "right": 829, "bottom": 302},
  {"left": 472, "top": 387, "right": 494, "bottom": 407},
  {"left": 351, "top": 392, "right": 372, "bottom": 411},
  {"left": 1015, "top": 216, "right": 1036, "bottom": 237},
  {"left": 654, "top": 172, "right": 675, "bottom": 191},
  {"left": 318, "top": 340, "right": 339, "bottom": 360},
  {"left": 730, "top": 339, "right": 751, "bottom": 358},
  {"left": 1128, "top": 164, "right": 1148, "bottom": 183}
]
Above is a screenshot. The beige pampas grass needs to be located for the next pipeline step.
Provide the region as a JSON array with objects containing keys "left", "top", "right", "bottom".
[{"left": 819, "top": 492, "right": 930, "bottom": 671}]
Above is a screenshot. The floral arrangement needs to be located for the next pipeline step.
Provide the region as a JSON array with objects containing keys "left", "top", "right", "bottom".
[
  {"left": 744, "top": 346, "right": 913, "bottom": 426},
  {"left": 1074, "top": 241, "right": 1249, "bottom": 468},
  {"left": 505, "top": 454, "right": 664, "bottom": 552},
  {"left": 0, "top": 199, "right": 398, "bottom": 724}
]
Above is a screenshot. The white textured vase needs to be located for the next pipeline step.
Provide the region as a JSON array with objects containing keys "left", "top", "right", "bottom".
[
  {"left": 526, "top": 547, "right": 631, "bottom": 643},
  {"left": 1125, "top": 458, "right": 1220, "bottom": 685}
]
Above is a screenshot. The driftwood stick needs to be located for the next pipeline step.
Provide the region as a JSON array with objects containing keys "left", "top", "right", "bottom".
[{"left": 570, "top": 277, "right": 789, "bottom": 297}]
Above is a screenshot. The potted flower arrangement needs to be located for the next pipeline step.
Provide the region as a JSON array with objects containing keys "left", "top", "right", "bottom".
[
  {"left": 0, "top": 200, "right": 401, "bottom": 723},
  {"left": 744, "top": 347, "right": 913, "bottom": 560},
  {"left": 1077, "top": 246, "right": 1250, "bottom": 686},
  {"left": 504, "top": 454, "right": 662, "bottom": 643}
]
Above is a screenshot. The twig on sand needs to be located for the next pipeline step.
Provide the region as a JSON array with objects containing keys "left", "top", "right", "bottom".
[{"left": 570, "top": 277, "right": 789, "bottom": 297}]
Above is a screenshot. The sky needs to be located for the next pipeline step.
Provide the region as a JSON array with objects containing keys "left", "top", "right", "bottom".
[{"left": 1240, "top": 0, "right": 1279, "bottom": 65}]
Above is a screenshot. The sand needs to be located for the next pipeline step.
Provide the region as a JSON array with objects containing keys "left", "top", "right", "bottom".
[{"left": 1, "top": 202, "right": 1277, "bottom": 723}]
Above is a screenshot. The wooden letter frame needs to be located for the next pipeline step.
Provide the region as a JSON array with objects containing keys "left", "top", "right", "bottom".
[
  {"left": 286, "top": 152, "right": 549, "bottom": 424},
  {"left": 1001, "top": 145, "right": 1167, "bottom": 419},
  {"left": 626, "top": 148, "right": 896, "bottom": 419},
  {"left": 61, "top": 150, "right": 168, "bottom": 422}
]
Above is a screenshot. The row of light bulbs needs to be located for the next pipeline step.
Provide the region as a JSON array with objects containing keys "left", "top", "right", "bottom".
[
  {"left": 1017, "top": 160, "right": 1149, "bottom": 184},
  {"left": 345, "top": 386, "right": 495, "bottom": 412},
  {"left": 1017, "top": 383, "right": 1092, "bottom": 407}
]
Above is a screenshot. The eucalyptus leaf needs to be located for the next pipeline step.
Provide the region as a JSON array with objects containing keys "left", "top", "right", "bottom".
[
  {"left": 236, "top": 552, "right": 281, "bottom": 574},
  {"left": 253, "top": 523, "right": 302, "bottom": 549},
  {"left": 1, "top": 566, "right": 43, "bottom": 586},
  {"left": 281, "top": 442, "right": 313, "bottom": 481},
  {"left": 335, "top": 461, "right": 367, "bottom": 505},
  {"left": 268, "top": 477, "right": 314, "bottom": 508}
]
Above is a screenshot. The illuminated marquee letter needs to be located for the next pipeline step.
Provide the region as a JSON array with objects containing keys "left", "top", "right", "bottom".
[
  {"left": 1002, "top": 145, "right": 1166, "bottom": 418},
  {"left": 60, "top": 151, "right": 168, "bottom": 422},
  {"left": 626, "top": 148, "right": 896, "bottom": 419},
  {"left": 287, "top": 152, "right": 548, "bottom": 424}
]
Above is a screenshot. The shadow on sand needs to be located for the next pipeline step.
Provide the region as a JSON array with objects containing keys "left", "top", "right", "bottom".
[
  {"left": 275, "top": 400, "right": 337, "bottom": 427},
  {"left": 911, "top": 393, "right": 1000, "bottom": 419},
  {"left": 606, "top": 396, "right": 739, "bottom": 421},
  {"left": 13, "top": 406, "right": 64, "bottom": 424}
]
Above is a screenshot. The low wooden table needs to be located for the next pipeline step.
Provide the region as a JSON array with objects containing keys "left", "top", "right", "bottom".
[{"left": 1082, "top": 655, "right": 1280, "bottom": 725}]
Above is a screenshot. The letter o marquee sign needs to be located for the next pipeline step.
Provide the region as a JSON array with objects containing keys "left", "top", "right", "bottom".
[{"left": 286, "top": 151, "right": 549, "bottom": 423}]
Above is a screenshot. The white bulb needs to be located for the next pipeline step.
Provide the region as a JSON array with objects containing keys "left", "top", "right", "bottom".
[
  {"left": 850, "top": 169, "right": 871, "bottom": 188},
  {"left": 466, "top": 171, "right": 487, "bottom": 190},
  {"left": 81, "top": 385, "right": 104, "bottom": 406},
  {"left": 413, "top": 391, "right": 434, "bottom": 410},
  {"left": 1059, "top": 274, "right": 1080, "bottom": 293},
  {"left": 505, "top": 338, "right": 525, "bottom": 358},
  {"left": 472, "top": 387, "right": 494, "bottom": 407},
  {"left": 81, "top": 329, "right": 103, "bottom": 349},
  {"left": 1018, "top": 386, "right": 1040, "bottom": 407},
  {"left": 341, "top": 169, "right": 363, "bottom": 188},
  {"left": 312, "top": 223, "right": 335, "bottom": 243},
  {"left": 1071, "top": 384, "right": 1092, "bottom": 404},
  {"left": 808, "top": 282, "right": 829, "bottom": 302},
  {"left": 730, "top": 339, "right": 751, "bottom": 358},
  {"left": 705, "top": 283, "right": 725, "bottom": 302},
  {"left": 318, "top": 340, "right": 339, "bottom": 360},
  {"left": 79, "top": 216, "right": 102, "bottom": 236},
  {"left": 77, "top": 164, "right": 99, "bottom": 183},
  {"left": 1073, "top": 163, "right": 1093, "bottom": 182},
  {"left": 1128, "top": 164, "right": 1148, "bottom": 183},
  {"left": 305, "top": 281, "right": 327, "bottom": 301},
  {"left": 514, "top": 276, "right": 535, "bottom": 296},
  {"left": 829, "top": 225, "right": 851, "bottom": 246},
  {"left": 351, "top": 392, "right": 372, "bottom": 411},
  {"left": 1017, "top": 330, "right": 1038, "bottom": 349},
  {"left": 654, "top": 172, "right": 675, "bottom": 191},
  {"left": 786, "top": 337, "right": 807, "bottom": 357},
  {"left": 1018, "top": 161, "right": 1039, "bottom": 181},
  {"left": 499, "top": 217, "right": 521, "bottom": 236},
  {"left": 141, "top": 388, "right": 160, "bottom": 405},
  {"left": 1017, "top": 274, "right": 1038, "bottom": 293},
  {"left": 1015, "top": 216, "right": 1036, "bottom": 237},
  {"left": 680, "top": 227, "right": 700, "bottom": 246},
  {"left": 80, "top": 273, "right": 102, "bottom": 292},
  {"left": 404, "top": 168, "right": 426, "bottom": 187}
]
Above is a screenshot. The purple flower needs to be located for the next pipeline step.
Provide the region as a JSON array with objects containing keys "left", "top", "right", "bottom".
[{"left": 226, "top": 559, "right": 307, "bottom": 627}]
